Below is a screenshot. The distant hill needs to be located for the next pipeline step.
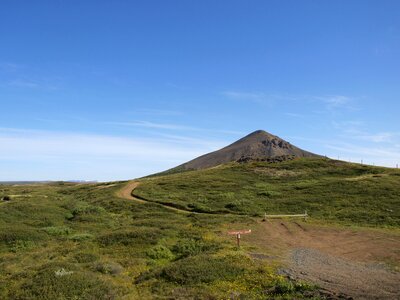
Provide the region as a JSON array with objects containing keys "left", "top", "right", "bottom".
[
  {"left": 0, "top": 181, "right": 51, "bottom": 185},
  {"left": 171, "top": 130, "right": 319, "bottom": 172},
  {"left": 0, "top": 180, "right": 97, "bottom": 185},
  {"left": 135, "top": 158, "right": 400, "bottom": 227}
]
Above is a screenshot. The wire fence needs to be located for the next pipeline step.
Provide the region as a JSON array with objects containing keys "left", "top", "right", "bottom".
[{"left": 263, "top": 211, "right": 308, "bottom": 221}]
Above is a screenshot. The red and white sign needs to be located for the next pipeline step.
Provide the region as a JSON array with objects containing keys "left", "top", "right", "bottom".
[
  {"left": 227, "top": 229, "right": 252, "bottom": 235},
  {"left": 227, "top": 229, "right": 251, "bottom": 247}
]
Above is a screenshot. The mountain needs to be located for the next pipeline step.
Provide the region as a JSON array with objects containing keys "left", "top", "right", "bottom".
[{"left": 174, "top": 130, "right": 319, "bottom": 171}]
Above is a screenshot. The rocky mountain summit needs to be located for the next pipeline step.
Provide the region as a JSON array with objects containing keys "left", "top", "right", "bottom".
[{"left": 175, "top": 130, "right": 319, "bottom": 171}]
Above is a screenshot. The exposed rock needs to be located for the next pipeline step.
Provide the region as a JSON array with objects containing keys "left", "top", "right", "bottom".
[{"left": 174, "top": 130, "right": 320, "bottom": 171}]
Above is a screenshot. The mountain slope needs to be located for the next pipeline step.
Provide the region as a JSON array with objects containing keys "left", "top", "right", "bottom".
[
  {"left": 135, "top": 158, "right": 400, "bottom": 227},
  {"left": 175, "top": 130, "right": 319, "bottom": 171}
]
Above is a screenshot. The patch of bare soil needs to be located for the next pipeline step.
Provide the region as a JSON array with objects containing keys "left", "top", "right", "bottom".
[
  {"left": 283, "top": 248, "right": 400, "bottom": 299},
  {"left": 97, "top": 183, "right": 117, "bottom": 189},
  {"left": 115, "top": 181, "right": 191, "bottom": 214},
  {"left": 115, "top": 181, "right": 145, "bottom": 203},
  {"left": 248, "top": 220, "right": 400, "bottom": 299}
]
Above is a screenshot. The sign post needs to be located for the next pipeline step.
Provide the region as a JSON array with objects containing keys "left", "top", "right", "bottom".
[{"left": 227, "top": 229, "right": 251, "bottom": 248}]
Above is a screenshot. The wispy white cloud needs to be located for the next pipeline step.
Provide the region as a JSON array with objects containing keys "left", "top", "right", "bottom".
[
  {"left": 2, "top": 78, "right": 60, "bottom": 90},
  {"left": 332, "top": 120, "right": 398, "bottom": 143},
  {"left": 284, "top": 112, "right": 304, "bottom": 118},
  {"left": 221, "top": 91, "right": 272, "bottom": 104},
  {"left": 6, "top": 79, "right": 40, "bottom": 89},
  {"left": 132, "top": 108, "right": 183, "bottom": 116},
  {"left": 165, "top": 82, "right": 190, "bottom": 90},
  {"left": 0, "top": 129, "right": 201, "bottom": 159},
  {"left": 355, "top": 132, "right": 396, "bottom": 143},
  {"left": 222, "top": 91, "right": 357, "bottom": 112},
  {"left": 104, "top": 120, "right": 245, "bottom": 136},
  {"left": 214, "top": 129, "right": 245, "bottom": 135},
  {"left": 0, "top": 62, "right": 24, "bottom": 72},
  {"left": 325, "top": 142, "right": 400, "bottom": 166},
  {"left": 314, "top": 95, "right": 355, "bottom": 110},
  {"left": 289, "top": 133, "right": 400, "bottom": 167},
  {"left": 0, "top": 62, "right": 62, "bottom": 90},
  {"left": 222, "top": 91, "right": 265, "bottom": 100},
  {"left": 0, "top": 128, "right": 227, "bottom": 181},
  {"left": 107, "top": 120, "right": 196, "bottom": 131},
  {"left": 155, "top": 133, "right": 227, "bottom": 148},
  {"left": 332, "top": 120, "right": 364, "bottom": 128},
  {"left": 221, "top": 91, "right": 309, "bottom": 106}
]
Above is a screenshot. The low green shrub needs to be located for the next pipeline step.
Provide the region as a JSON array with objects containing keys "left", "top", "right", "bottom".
[
  {"left": 146, "top": 245, "right": 174, "bottom": 260},
  {"left": 0, "top": 227, "right": 45, "bottom": 245},
  {"left": 10, "top": 240, "right": 36, "bottom": 253},
  {"left": 43, "top": 226, "right": 72, "bottom": 236},
  {"left": 225, "top": 200, "right": 244, "bottom": 211},
  {"left": 70, "top": 202, "right": 106, "bottom": 219},
  {"left": 64, "top": 212, "right": 74, "bottom": 220},
  {"left": 172, "top": 238, "right": 220, "bottom": 258},
  {"left": 160, "top": 255, "right": 246, "bottom": 284},
  {"left": 69, "top": 233, "right": 94, "bottom": 241},
  {"left": 95, "top": 262, "right": 123, "bottom": 275},
  {"left": 257, "top": 190, "right": 281, "bottom": 197},
  {"left": 272, "top": 278, "right": 315, "bottom": 295},
  {"left": 13, "top": 263, "right": 116, "bottom": 300},
  {"left": 187, "top": 203, "right": 212, "bottom": 213},
  {"left": 97, "top": 228, "right": 162, "bottom": 246},
  {"left": 74, "top": 252, "right": 98, "bottom": 263}
]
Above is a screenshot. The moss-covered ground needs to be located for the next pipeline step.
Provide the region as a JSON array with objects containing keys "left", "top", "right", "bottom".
[
  {"left": 0, "top": 180, "right": 317, "bottom": 299},
  {"left": 135, "top": 158, "right": 400, "bottom": 227}
]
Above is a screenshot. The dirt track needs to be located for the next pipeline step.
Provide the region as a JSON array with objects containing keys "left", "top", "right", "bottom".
[
  {"left": 115, "top": 181, "right": 145, "bottom": 202},
  {"left": 248, "top": 220, "right": 400, "bottom": 299},
  {"left": 115, "top": 181, "right": 191, "bottom": 213},
  {"left": 286, "top": 248, "right": 400, "bottom": 299}
]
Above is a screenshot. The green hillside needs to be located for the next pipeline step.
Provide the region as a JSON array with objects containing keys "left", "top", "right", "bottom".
[
  {"left": 0, "top": 182, "right": 317, "bottom": 299},
  {"left": 1, "top": 158, "right": 399, "bottom": 299},
  {"left": 135, "top": 158, "right": 400, "bottom": 227}
]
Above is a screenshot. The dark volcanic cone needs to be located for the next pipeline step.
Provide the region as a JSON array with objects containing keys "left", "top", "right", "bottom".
[{"left": 176, "top": 130, "right": 319, "bottom": 171}]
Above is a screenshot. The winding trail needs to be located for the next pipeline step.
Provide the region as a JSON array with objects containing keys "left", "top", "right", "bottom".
[
  {"left": 115, "top": 181, "right": 192, "bottom": 214},
  {"left": 115, "top": 181, "right": 144, "bottom": 202}
]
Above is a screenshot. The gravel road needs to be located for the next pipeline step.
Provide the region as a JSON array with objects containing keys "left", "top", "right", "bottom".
[{"left": 282, "top": 248, "right": 400, "bottom": 300}]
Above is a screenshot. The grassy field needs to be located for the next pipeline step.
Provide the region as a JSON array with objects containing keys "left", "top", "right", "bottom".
[
  {"left": 0, "top": 181, "right": 318, "bottom": 299},
  {"left": 135, "top": 158, "right": 400, "bottom": 227},
  {"left": 1, "top": 158, "right": 398, "bottom": 299}
]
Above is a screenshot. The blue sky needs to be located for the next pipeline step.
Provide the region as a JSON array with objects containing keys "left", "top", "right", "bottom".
[{"left": 1, "top": 0, "right": 400, "bottom": 181}]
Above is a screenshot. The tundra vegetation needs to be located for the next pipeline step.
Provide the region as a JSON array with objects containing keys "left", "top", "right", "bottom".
[
  {"left": 0, "top": 158, "right": 399, "bottom": 299},
  {"left": 136, "top": 158, "right": 400, "bottom": 227}
]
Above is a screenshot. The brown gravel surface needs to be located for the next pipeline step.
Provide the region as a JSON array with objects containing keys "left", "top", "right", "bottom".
[
  {"left": 248, "top": 220, "right": 400, "bottom": 299},
  {"left": 284, "top": 248, "right": 400, "bottom": 299}
]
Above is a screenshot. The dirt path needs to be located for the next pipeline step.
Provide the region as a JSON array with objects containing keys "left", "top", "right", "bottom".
[
  {"left": 115, "top": 181, "right": 191, "bottom": 214},
  {"left": 115, "top": 181, "right": 145, "bottom": 202},
  {"left": 285, "top": 248, "right": 400, "bottom": 299},
  {"left": 248, "top": 220, "right": 400, "bottom": 299}
]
